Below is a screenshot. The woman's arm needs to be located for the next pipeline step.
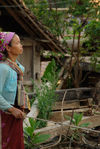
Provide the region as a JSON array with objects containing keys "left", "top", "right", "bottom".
[
  {"left": 0, "top": 64, "right": 25, "bottom": 118},
  {"left": 0, "top": 64, "right": 13, "bottom": 110},
  {"left": 8, "top": 107, "right": 25, "bottom": 119}
]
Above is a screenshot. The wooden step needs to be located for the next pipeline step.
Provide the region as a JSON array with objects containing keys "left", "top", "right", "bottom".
[
  {"left": 50, "top": 108, "right": 92, "bottom": 122},
  {"left": 52, "top": 98, "right": 93, "bottom": 111}
]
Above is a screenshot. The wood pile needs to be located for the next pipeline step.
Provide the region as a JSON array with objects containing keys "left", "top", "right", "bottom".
[
  {"left": 50, "top": 88, "right": 93, "bottom": 121},
  {"left": 50, "top": 98, "right": 93, "bottom": 122},
  {"left": 35, "top": 87, "right": 100, "bottom": 140}
]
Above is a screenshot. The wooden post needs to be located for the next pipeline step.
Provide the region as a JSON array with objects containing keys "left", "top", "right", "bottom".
[{"left": 32, "top": 42, "right": 36, "bottom": 91}]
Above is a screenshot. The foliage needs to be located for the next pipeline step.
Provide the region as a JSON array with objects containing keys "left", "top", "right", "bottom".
[
  {"left": 65, "top": 113, "right": 90, "bottom": 147},
  {"left": 33, "top": 59, "right": 58, "bottom": 128},
  {"left": 47, "top": 0, "right": 69, "bottom": 8},
  {"left": 65, "top": 112, "right": 90, "bottom": 127},
  {"left": 24, "top": 0, "right": 69, "bottom": 38},
  {"left": 23, "top": 0, "right": 100, "bottom": 88},
  {"left": 42, "top": 58, "right": 59, "bottom": 83},
  {"left": 85, "top": 20, "right": 100, "bottom": 41},
  {"left": 82, "top": 20, "right": 100, "bottom": 72},
  {"left": 67, "top": 0, "right": 93, "bottom": 17},
  {"left": 24, "top": 118, "right": 50, "bottom": 149},
  {"left": 84, "top": 20, "right": 100, "bottom": 51},
  {"left": 90, "top": 53, "right": 100, "bottom": 72},
  {"left": 35, "top": 81, "right": 58, "bottom": 128},
  {"left": 23, "top": 0, "right": 99, "bottom": 46}
]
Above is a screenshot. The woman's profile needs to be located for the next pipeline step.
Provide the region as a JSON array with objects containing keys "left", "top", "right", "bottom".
[{"left": 0, "top": 32, "right": 26, "bottom": 149}]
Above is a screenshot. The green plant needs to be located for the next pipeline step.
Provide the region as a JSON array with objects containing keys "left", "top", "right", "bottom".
[
  {"left": 65, "top": 112, "right": 90, "bottom": 127},
  {"left": 42, "top": 59, "right": 59, "bottom": 83},
  {"left": 32, "top": 59, "right": 58, "bottom": 128},
  {"left": 83, "top": 21, "right": 100, "bottom": 52},
  {"left": 24, "top": 117, "right": 50, "bottom": 149},
  {"left": 65, "top": 113, "right": 90, "bottom": 147},
  {"left": 34, "top": 80, "right": 58, "bottom": 128},
  {"left": 23, "top": 0, "right": 100, "bottom": 88}
]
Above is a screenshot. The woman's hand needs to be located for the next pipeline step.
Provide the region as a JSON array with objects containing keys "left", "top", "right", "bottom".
[{"left": 8, "top": 107, "right": 25, "bottom": 119}]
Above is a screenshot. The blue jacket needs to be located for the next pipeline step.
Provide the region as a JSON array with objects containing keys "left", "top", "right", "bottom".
[{"left": 0, "top": 61, "right": 24, "bottom": 111}]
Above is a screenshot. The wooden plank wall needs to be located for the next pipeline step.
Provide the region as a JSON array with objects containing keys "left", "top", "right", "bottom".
[
  {"left": 18, "top": 38, "right": 41, "bottom": 88},
  {"left": 33, "top": 44, "right": 41, "bottom": 86}
]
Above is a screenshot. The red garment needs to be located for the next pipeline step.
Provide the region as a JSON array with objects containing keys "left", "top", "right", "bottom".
[{"left": 0, "top": 110, "right": 24, "bottom": 149}]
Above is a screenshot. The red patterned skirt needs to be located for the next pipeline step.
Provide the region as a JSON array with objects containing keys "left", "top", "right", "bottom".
[{"left": 0, "top": 110, "right": 24, "bottom": 149}]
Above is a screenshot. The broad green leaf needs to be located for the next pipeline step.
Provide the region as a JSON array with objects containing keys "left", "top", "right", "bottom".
[
  {"left": 29, "top": 118, "right": 35, "bottom": 128},
  {"left": 33, "top": 134, "right": 50, "bottom": 144},
  {"left": 79, "top": 122, "right": 91, "bottom": 127},
  {"left": 73, "top": 113, "right": 83, "bottom": 126},
  {"left": 24, "top": 127, "right": 34, "bottom": 137}
]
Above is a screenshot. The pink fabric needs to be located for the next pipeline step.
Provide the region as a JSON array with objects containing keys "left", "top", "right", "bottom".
[
  {"left": 0, "top": 110, "right": 24, "bottom": 149},
  {"left": 0, "top": 32, "right": 15, "bottom": 60},
  {"left": 0, "top": 32, "right": 15, "bottom": 51}
]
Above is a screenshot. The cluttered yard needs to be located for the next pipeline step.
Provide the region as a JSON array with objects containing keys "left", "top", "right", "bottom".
[
  {"left": 1, "top": 0, "right": 100, "bottom": 148},
  {"left": 24, "top": 79, "right": 100, "bottom": 149}
]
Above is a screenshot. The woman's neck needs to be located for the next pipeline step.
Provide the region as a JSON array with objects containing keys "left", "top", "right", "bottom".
[{"left": 7, "top": 55, "right": 17, "bottom": 62}]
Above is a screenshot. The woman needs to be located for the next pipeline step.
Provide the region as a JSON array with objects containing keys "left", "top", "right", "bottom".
[{"left": 0, "top": 32, "right": 25, "bottom": 149}]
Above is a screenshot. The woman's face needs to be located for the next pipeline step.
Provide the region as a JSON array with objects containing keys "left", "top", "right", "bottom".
[{"left": 7, "top": 34, "right": 23, "bottom": 56}]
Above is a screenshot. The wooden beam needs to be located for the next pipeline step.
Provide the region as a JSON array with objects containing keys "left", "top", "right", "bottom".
[
  {"left": 32, "top": 42, "right": 36, "bottom": 90},
  {"left": 0, "top": 1, "right": 33, "bottom": 36},
  {"left": 13, "top": 0, "right": 65, "bottom": 54},
  {"left": 34, "top": 115, "right": 100, "bottom": 139},
  {"left": 50, "top": 108, "right": 91, "bottom": 122},
  {"left": 35, "top": 39, "right": 50, "bottom": 43},
  {"left": 23, "top": 80, "right": 33, "bottom": 86},
  {"left": 55, "top": 88, "right": 94, "bottom": 101},
  {"left": 9, "top": 1, "right": 64, "bottom": 56},
  {"left": 47, "top": 8, "right": 69, "bottom": 11},
  {"left": 53, "top": 101, "right": 80, "bottom": 110},
  {"left": 52, "top": 98, "right": 92, "bottom": 111}
]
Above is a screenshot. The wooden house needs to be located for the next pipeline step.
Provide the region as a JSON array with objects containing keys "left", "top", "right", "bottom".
[{"left": 0, "top": 0, "right": 66, "bottom": 88}]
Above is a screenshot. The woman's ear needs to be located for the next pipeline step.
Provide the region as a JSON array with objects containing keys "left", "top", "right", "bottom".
[{"left": 6, "top": 45, "right": 11, "bottom": 52}]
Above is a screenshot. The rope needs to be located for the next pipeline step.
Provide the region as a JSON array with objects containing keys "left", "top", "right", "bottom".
[
  {"left": 25, "top": 115, "right": 100, "bottom": 134},
  {"left": 25, "top": 89, "right": 100, "bottom": 148}
]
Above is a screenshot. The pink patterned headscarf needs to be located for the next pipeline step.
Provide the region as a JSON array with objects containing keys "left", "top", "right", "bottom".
[{"left": 0, "top": 32, "right": 15, "bottom": 60}]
